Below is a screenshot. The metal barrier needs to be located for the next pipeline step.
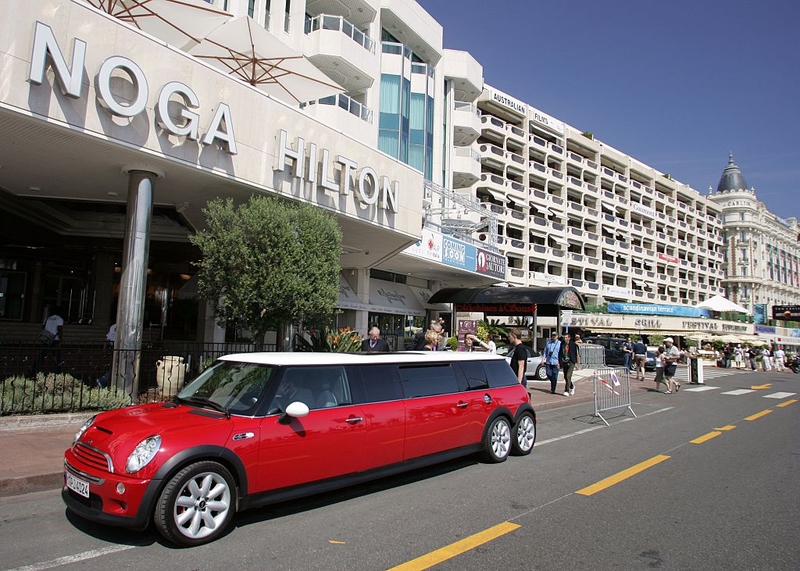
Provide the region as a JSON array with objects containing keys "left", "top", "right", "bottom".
[
  {"left": 591, "top": 366, "right": 636, "bottom": 426},
  {"left": 579, "top": 344, "right": 606, "bottom": 369}
]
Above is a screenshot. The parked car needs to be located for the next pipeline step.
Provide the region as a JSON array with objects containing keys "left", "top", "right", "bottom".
[
  {"left": 504, "top": 348, "right": 547, "bottom": 380},
  {"left": 582, "top": 336, "right": 629, "bottom": 366},
  {"left": 63, "top": 352, "right": 535, "bottom": 546}
]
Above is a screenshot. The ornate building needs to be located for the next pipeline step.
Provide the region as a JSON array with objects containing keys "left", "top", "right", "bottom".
[{"left": 709, "top": 154, "right": 800, "bottom": 316}]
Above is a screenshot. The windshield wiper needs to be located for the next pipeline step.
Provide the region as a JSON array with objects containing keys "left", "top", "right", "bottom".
[{"left": 178, "top": 396, "right": 231, "bottom": 419}]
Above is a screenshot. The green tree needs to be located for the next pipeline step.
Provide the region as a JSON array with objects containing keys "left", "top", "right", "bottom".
[{"left": 190, "top": 195, "right": 342, "bottom": 349}]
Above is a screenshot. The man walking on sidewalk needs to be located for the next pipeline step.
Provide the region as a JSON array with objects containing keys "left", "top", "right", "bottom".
[
  {"left": 632, "top": 338, "right": 647, "bottom": 381},
  {"left": 560, "top": 332, "right": 580, "bottom": 396},
  {"left": 543, "top": 332, "right": 561, "bottom": 394}
]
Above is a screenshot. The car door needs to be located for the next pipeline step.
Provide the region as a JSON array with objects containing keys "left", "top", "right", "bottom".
[
  {"left": 253, "top": 366, "right": 367, "bottom": 493},
  {"left": 399, "top": 362, "right": 477, "bottom": 460}
]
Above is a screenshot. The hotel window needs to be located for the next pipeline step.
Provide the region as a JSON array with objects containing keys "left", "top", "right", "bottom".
[
  {"left": 284, "top": 0, "right": 291, "bottom": 32},
  {"left": 248, "top": 0, "right": 255, "bottom": 17},
  {"left": 264, "top": 0, "right": 271, "bottom": 28}
]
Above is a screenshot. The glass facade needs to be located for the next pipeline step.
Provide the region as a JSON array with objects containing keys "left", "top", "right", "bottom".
[{"left": 378, "top": 37, "right": 434, "bottom": 180}]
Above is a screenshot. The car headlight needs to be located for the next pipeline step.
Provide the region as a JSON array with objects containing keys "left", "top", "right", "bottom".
[
  {"left": 125, "top": 435, "right": 162, "bottom": 474},
  {"left": 73, "top": 415, "right": 96, "bottom": 445}
]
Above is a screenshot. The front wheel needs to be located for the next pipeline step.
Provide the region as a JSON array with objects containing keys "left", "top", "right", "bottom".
[
  {"left": 511, "top": 411, "right": 536, "bottom": 456},
  {"left": 480, "top": 416, "right": 512, "bottom": 463},
  {"left": 154, "top": 461, "right": 236, "bottom": 547},
  {"left": 535, "top": 365, "right": 548, "bottom": 381}
]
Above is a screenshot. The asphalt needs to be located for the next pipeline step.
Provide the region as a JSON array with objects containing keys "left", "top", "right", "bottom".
[{"left": 0, "top": 368, "right": 648, "bottom": 498}]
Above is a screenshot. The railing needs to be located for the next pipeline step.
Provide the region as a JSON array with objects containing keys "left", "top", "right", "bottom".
[
  {"left": 454, "top": 101, "right": 481, "bottom": 116},
  {"left": 308, "top": 93, "right": 373, "bottom": 123},
  {"left": 0, "top": 342, "right": 270, "bottom": 414},
  {"left": 306, "top": 14, "right": 376, "bottom": 53}
]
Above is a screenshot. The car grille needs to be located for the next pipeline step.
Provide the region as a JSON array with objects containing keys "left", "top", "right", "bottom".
[{"left": 73, "top": 442, "right": 115, "bottom": 473}]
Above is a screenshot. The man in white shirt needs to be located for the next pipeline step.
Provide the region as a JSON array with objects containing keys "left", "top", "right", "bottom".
[
  {"left": 773, "top": 346, "right": 785, "bottom": 372},
  {"left": 38, "top": 306, "right": 64, "bottom": 373}
]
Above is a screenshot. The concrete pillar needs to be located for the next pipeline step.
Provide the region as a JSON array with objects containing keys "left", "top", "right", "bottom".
[{"left": 113, "top": 170, "right": 159, "bottom": 397}]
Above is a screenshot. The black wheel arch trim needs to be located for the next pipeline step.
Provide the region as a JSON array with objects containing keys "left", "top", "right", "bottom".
[{"left": 151, "top": 445, "right": 249, "bottom": 498}]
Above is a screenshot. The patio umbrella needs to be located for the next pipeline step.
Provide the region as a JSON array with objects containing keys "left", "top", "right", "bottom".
[
  {"left": 188, "top": 16, "right": 344, "bottom": 104},
  {"left": 695, "top": 294, "right": 750, "bottom": 314},
  {"left": 82, "top": 0, "right": 231, "bottom": 50},
  {"left": 714, "top": 334, "right": 744, "bottom": 344}
]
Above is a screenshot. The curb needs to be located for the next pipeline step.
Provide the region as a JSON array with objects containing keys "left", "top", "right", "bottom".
[
  {"left": 0, "top": 473, "right": 63, "bottom": 498},
  {"left": 0, "top": 412, "right": 87, "bottom": 432}
]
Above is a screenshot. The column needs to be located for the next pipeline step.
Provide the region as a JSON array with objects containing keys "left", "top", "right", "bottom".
[{"left": 113, "top": 170, "right": 157, "bottom": 397}]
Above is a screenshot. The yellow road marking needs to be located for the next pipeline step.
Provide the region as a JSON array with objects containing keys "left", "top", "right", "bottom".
[
  {"left": 714, "top": 425, "right": 736, "bottom": 431},
  {"left": 690, "top": 431, "right": 722, "bottom": 444},
  {"left": 750, "top": 383, "right": 772, "bottom": 390},
  {"left": 745, "top": 409, "right": 772, "bottom": 421},
  {"left": 777, "top": 399, "right": 797, "bottom": 408},
  {"left": 386, "top": 522, "right": 521, "bottom": 571},
  {"left": 575, "top": 454, "right": 670, "bottom": 497}
]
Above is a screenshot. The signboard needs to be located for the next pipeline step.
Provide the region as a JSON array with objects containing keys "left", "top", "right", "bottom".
[
  {"left": 607, "top": 303, "right": 710, "bottom": 318},
  {"left": 754, "top": 303, "right": 767, "bottom": 325},
  {"left": 476, "top": 249, "right": 506, "bottom": 279},
  {"left": 455, "top": 303, "right": 537, "bottom": 316},
  {"left": 772, "top": 305, "right": 800, "bottom": 320}
]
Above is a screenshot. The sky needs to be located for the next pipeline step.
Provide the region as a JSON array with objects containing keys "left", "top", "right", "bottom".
[{"left": 417, "top": 0, "right": 800, "bottom": 219}]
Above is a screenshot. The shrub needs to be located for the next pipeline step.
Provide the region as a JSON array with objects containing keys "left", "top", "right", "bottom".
[
  {"left": 293, "top": 327, "right": 363, "bottom": 353},
  {"left": 1, "top": 373, "right": 130, "bottom": 415}
]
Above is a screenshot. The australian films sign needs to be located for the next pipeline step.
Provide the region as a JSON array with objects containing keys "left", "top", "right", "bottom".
[{"left": 455, "top": 303, "right": 537, "bottom": 316}]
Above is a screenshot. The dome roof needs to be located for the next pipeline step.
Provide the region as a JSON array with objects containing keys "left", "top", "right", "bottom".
[{"left": 716, "top": 153, "right": 748, "bottom": 192}]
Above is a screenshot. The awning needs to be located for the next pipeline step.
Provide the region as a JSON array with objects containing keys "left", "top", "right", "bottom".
[
  {"left": 407, "top": 285, "right": 450, "bottom": 312},
  {"left": 338, "top": 273, "right": 370, "bottom": 311},
  {"left": 369, "top": 282, "right": 426, "bottom": 316},
  {"left": 428, "top": 286, "right": 585, "bottom": 317},
  {"left": 479, "top": 188, "right": 507, "bottom": 203}
]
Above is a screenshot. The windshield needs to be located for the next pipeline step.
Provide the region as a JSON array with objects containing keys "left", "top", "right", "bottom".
[{"left": 177, "top": 360, "right": 274, "bottom": 415}]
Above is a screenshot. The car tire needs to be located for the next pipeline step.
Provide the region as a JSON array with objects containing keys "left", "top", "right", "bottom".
[
  {"left": 154, "top": 461, "right": 236, "bottom": 547},
  {"left": 480, "top": 416, "right": 512, "bottom": 463},
  {"left": 511, "top": 411, "right": 536, "bottom": 456},
  {"left": 535, "top": 365, "right": 548, "bottom": 381}
]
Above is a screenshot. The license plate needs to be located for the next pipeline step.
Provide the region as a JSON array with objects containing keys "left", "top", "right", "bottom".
[{"left": 66, "top": 472, "right": 90, "bottom": 498}]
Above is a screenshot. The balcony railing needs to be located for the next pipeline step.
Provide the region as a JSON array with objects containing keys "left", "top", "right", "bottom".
[
  {"left": 308, "top": 93, "right": 373, "bottom": 123},
  {"left": 306, "top": 14, "right": 375, "bottom": 53}
]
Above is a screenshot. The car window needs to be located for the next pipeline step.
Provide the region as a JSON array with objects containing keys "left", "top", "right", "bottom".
[
  {"left": 268, "top": 366, "right": 351, "bottom": 412},
  {"left": 399, "top": 364, "right": 459, "bottom": 398},
  {"left": 348, "top": 364, "right": 402, "bottom": 404},
  {"left": 484, "top": 360, "right": 521, "bottom": 388},
  {"left": 455, "top": 361, "right": 489, "bottom": 390}
]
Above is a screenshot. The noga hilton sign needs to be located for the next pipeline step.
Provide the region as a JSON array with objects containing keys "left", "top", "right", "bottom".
[{"left": 27, "top": 21, "right": 401, "bottom": 212}]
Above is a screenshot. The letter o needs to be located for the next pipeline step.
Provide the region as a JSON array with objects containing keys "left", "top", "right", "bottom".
[
  {"left": 96, "top": 56, "right": 148, "bottom": 117},
  {"left": 358, "top": 167, "right": 379, "bottom": 205}
]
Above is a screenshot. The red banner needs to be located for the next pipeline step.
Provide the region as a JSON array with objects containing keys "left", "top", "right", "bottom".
[{"left": 455, "top": 302, "right": 537, "bottom": 315}]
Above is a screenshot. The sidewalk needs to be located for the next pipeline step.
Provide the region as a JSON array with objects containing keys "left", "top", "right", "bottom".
[{"left": 0, "top": 368, "right": 652, "bottom": 498}]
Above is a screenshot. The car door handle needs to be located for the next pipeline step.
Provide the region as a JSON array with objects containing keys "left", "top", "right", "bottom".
[
  {"left": 345, "top": 416, "right": 363, "bottom": 424},
  {"left": 456, "top": 401, "right": 468, "bottom": 409}
]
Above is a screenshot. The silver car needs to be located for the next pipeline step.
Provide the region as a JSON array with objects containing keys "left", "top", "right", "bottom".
[{"left": 502, "top": 346, "right": 547, "bottom": 380}]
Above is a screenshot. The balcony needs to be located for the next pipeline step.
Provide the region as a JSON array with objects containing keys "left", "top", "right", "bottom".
[
  {"left": 480, "top": 115, "right": 506, "bottom": 142},
  {"left": 507, "top": 124, "right": 526, "bottom": 143},
  {"left": 478, "top": 143, "right": 505, "bottom": 169},
  {"left": 305, "top": 14, "right": 378, "bottom": 94},
  {"left": 451, "top": 147, "right": 481, "bottom": 188},
  {"left": 302, "top": 94, "right": 373, "bottom": 141},
  {"left": 452, "top": 102, "right": 481, "bottom": 146},
  {"left": 530, "top": 134, "right": 547, "bottom": 148}
]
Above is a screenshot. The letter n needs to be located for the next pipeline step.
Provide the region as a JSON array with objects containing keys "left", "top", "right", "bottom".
[{"left": 28, "top": 21, "right": 85, "bottom": 98}]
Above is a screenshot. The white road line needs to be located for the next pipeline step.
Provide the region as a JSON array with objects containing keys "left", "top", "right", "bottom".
[
  {"left": 536, "top": 407, "right": 673, "bottom": 446},
  {"left": 721, "top": 389, "right": 755, "bottom": 396},
  {"left": 4, "top": 545, "right": 135, "bottom": 571},
  {"left": 763, "top": 392, "right": 797, "bottom": 399},
  {"left": 682, "top": 386, "right": 719, "bottom": 392}
]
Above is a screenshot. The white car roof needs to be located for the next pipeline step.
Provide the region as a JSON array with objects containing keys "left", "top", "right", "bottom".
[{"left": 218, "top": 351, "right": 508, "bottom": 366}]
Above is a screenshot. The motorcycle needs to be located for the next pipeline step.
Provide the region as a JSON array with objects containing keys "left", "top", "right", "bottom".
[{"left": 786, "top": 355, "right": 800, "bottom": 374}]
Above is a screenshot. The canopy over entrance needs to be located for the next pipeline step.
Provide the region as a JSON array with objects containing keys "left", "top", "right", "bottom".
[{"left": 428, "top": 286, "right": 585, "bottom": 317}]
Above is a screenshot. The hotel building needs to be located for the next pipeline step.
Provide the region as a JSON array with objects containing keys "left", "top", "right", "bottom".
[{"left": 1, "top": 0, "right": 794, "bottom": 356}]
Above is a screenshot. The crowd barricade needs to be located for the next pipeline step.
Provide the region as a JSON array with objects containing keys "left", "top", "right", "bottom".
[
  {"left": 579, "top": 344, "right": 605, "bottom": 369},
  {"left": 591, "top": 366, "right": 637, "bottom": 426}
]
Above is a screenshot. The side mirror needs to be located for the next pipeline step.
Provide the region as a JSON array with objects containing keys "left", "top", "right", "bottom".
[{"left": 278, "top": 401, "right": 310, "bottom": 424}]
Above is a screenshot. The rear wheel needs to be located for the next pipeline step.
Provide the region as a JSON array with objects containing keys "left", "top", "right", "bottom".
[
  {"left": 480, "top": 416, "right": 511, "bottom": 463},
  {"left": 511, "top": 411, "right": 536, "bottom": 455},
  {"left": 535, "top": 365, "right": 548, "bottom": 381},
  {"left": 154, "top": 461, "right": 236, "bottom": 547}
]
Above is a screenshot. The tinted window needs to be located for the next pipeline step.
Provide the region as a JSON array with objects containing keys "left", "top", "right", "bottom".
[
  {"left": 399, "top": 364, "right": 460, "bottom": 398},
  {"left": 348, "top": 364, "right": 403, "bottom": 404},
  {"left": 484, "top": 360, "right": 520, "bottom": 388},
  {"left": 455, "top": 361, "right": 489, "bottom": 390},
  {"left": 267, "top": 366, "right": 351, "bottom": 412}
]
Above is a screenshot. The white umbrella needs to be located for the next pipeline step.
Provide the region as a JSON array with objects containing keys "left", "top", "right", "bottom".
[
  {"left": 695, "top": 294, "right": 750, "bottom": 314},
  {"left": 83, "top": 0, "right": 231, "bottom": 50},
  {"left": 189, "top": 16, "right": 344, "bottom": 104}
]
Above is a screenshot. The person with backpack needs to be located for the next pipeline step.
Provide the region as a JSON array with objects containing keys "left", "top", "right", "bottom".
[{"left": 543, "top": 332, "right": 561, "bottom": 394}]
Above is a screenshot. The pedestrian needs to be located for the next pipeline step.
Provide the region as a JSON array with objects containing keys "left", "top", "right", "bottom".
[
  {"left": 761, "top": 347, "right": 772, "bottom": 371},
  {"left": 543, "top": 332, "right": 561, "bottom": 394},
  {"left": 467, "top": 333, "right": 496, "bottom": 353},
  {"left": 421, "top": 330, "right": 439, "bottom": 351},
  {"left": 361, "top": 326, "right": 390, "bottom": 352},
  {"left": 747, "top": 346, "right": 758, "bottom": 371},
  {"left": 653, "top": 346, "right": 669, "bottom": 392},
  {"left": 662, "top": 337, "right": 681, "bottom": 393},
  {"left": 773, "top": 346, "right": 785, "bottom": 372},
  {"left": 507, "top": 328, "right": 528, "bottom": 386},
  {"left": 622, "top": 337, "right": 634, "bottom": 371},
  {"left": 37, "top": 306, "right": 64, "bottom": 373},
  {"left": 560, "top": 332, "right": 580, "bottom": 396},
  {"left": 413, "top": 320, "right": 443, "bottom": 350},
  {"left": 632, "top": 337, "right": 647, "bottom": 381}
]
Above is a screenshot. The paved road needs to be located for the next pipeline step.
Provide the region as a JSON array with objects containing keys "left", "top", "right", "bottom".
[{"left": 1, "top": 370, "right": 797, "bottom": 570}]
